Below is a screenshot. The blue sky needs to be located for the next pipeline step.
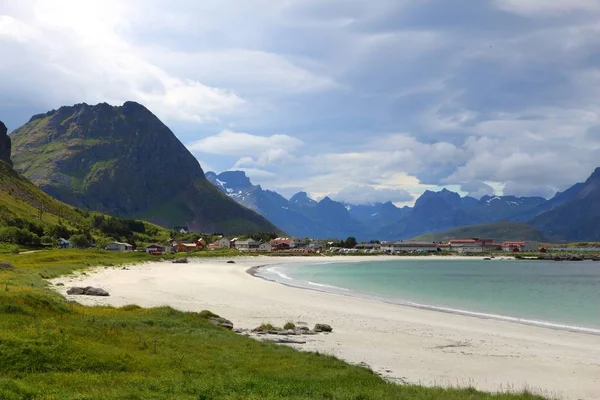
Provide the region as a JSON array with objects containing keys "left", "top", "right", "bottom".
[{"left": 1, "top": 0, "right": 599, "bottom": 205}]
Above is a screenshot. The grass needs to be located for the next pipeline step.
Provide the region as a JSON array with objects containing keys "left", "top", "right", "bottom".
[{"left": 0, "top": 250, "right": 547, "bottom": 399}]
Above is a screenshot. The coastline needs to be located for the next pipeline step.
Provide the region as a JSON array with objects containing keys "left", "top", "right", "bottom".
[
  {"left": 249, "top": 261, "right": 600, "bottom": 336},
  {"left": 51, "top": 255, "right": 600, "bottom": 400}
]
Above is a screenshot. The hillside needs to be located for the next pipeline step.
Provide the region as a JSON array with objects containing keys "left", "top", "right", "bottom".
[
  {"left": 10, "top": 102, "right": 279, "bottom": 235},
  {"left": 412, "top": 221, "right": 547, "bottom": 242},
  {"left": 0, "top": 157, "right": 174, "bottom": 247},
  {"left": 530, "top": 168, "right": 600, "bottom": 241}
]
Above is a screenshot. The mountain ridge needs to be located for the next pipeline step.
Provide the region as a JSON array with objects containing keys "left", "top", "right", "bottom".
[{"left": 10, "top": 102, "right": 280, "bottom": 235}]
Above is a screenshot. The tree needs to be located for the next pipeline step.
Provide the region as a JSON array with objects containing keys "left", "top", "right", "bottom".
[
  {"left": 344, "top": 237, "right": 357, "bottom": 249},
  {"left": 70, "top": 234, "right": 89, "bottom": 249}
]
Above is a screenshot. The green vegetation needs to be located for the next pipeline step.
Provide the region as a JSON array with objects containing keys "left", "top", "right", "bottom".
[
  {"left": 0, "top": 250, "right": 546, "bottom": 399},
  {"left": 412, "top": 221, "right": 547, "bottom": 242},
  {"left": 283, "top": 321, "right": 296, "bottom": 330}
]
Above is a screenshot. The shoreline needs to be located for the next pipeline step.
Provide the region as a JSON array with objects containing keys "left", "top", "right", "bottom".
[
  {"left": 247, "top": 261, "right": 600, "bottom": 336},
  {"left": 51, "top": 255, "right": 600, "bottom": 400}
]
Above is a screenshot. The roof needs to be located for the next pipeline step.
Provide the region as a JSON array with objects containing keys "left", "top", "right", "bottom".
[
  {"left": 449, "top": 238, "right": 494, "bottom": 243},
  {"left": 110, "top": 242, "right": 133, "bottom": 246},
  {"left": 503, "top": 241, "right": 525, "bottom": 245},
  {"left": 146, "top": 244, "right": 165, "bottom": 248}
]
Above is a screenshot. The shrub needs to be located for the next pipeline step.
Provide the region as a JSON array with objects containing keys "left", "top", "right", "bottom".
[{"left": 283, "top": 321, "right": 296, "bottom": 330}]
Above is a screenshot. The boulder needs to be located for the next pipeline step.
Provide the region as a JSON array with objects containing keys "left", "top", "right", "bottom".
[
  {"left": 209, "top": 317, "right": 234, "bottom": 330},
  {"left": 314, "top": 323, "right": 333, "bottom": 333},
  {"left": 67, "top": 286, "right": 110, "bottom": 296},
  {"left": 172, "top": 257, "right": 188, "bottom": 264}
]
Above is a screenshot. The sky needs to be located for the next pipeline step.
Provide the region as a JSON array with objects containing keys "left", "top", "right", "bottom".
[{"left": 1, "top": 0, "right": 600, "bottom": 206}]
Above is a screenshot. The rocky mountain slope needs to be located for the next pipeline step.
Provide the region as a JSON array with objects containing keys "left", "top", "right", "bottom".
[
  {"left": 10, "top": 102, "right": 279, "bottom": 235},
  {"left": 530, "top": 168, "right": 600, "bottom": 241},
  {"left": 0, "top": 120, "right": 11, "bottom": 166}
]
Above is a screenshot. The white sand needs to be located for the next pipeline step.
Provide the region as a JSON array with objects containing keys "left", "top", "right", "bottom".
[{"left": 51, "top": 256, "right": 600, "bottom": 400}]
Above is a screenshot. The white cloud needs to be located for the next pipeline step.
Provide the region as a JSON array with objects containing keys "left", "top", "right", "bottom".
[
  {"left": 494, "top": 0, "right": 600, "bottom": 16},
  {"left": 331, "top": 185, "right": 413, "bottom": 205},
  {"left": 187, "top": 130, "right": 303, "bottom": 157},
  {"left": 0, "top": 0, "right": 244, "bottom": 123}
]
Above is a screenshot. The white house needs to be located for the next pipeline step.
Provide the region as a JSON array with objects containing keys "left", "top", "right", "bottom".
[
  {"left": 258, "top": 242, "right": 272, "bottom": 252},
  {"left": 213, "top": 237, "right": 231, "bottom": 249},
  {"left": 235, "top": 239, "right": 261, "bottom": 251},
  {"left": 105, "top": 242, "right": 134, "bottom": 252}
]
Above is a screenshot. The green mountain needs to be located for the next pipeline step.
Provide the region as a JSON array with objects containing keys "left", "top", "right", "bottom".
[
  {"left": 412, "top": 221, "right": 547, "bottom": 242},
  {"left": 10, "top": 102, "right": 279, "bottom": 235}
]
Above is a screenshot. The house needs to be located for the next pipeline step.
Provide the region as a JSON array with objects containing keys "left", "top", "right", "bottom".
[
  {"left": 210, "top": 237, "right": 230, "bottom": 249},
  {"left": 58, "top": 238, "right": 71, "bottom": 249},
  {"left": 146, "top": 244, "right": 166, "bottom": 255},
  {"left": 175, "top": 243, "right": 197, "bottom": 253},
  {"left": 272, "top": 242, "right": 291, "bottom": 251},
  {"left": 105, "top": 242, "right": 134, "bottom": 252},
  {"left": 458, "top": 245, "right": 484, "bottom": 254},
  {"left": 448, "top": 238, "right": 494, "bottom": 252},
  {"left": 235, "top": 239, "right": 261, "bottom": 251},
  {"left": 270, "top": 238, "right": 293, "bottom": 248},
  {"left": 502, "top": 241, "right": 538, "bottom": 252},
  {"left": 380, "top": 241, "right": 438, "bottom": 253},
  {"left": 258, "top": 242, "right": 272, "bottom": 252},
  {"left": 196, "top": 238, "right": 207, "bottom": 249}
]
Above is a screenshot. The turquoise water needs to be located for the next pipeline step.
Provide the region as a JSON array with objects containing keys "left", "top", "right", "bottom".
[{"left": 259, "top": 259, "right": 600, "bottom": 333}]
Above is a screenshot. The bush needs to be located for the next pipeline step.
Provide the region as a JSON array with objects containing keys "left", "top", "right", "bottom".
[
  {"left": 70, "top": 234, "right": 89, "bottom": 249},
  {"left": 0, "top": 227, "right": 40, "bottom": 245},
  {"left": 283, "top": 321, "right": 296, "bottom": 330}
]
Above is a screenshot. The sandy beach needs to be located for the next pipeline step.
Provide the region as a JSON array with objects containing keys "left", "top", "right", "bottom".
[{"left": 51, "top": 255, "right": 600, "bottom": 400}]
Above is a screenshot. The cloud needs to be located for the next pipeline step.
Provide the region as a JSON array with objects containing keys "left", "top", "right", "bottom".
[
  {"left": 187, "top": 130, "right": 303, "bottom": 157},
  {"left": 331, "top": 185, "right": 413, "bottom": 205},
  {"left": 460, "top": 181, "right": 495, "bottom": 199},
  {"left": 494, "top": 0, "right": 600, "bottom": 16},
  {"left": 2, "top": 0, "right": 600, "bottom": 203}
]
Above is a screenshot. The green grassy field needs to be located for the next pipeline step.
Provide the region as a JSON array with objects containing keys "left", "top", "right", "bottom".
[{"left": 0, "top": 250, "right": 546, "bottom": 399}]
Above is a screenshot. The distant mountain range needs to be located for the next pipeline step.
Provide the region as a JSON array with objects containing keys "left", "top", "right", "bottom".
[
  {"left": 7, "top": 100, "right": 599, "bottom": 242},
  {"left": 9, "top": 102, "right": 279, "bottom": 235},
  {"left": 206, "top": 169, "right": 599, "bottom": 242}
]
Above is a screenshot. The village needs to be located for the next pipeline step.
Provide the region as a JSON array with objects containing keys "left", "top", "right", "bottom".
[{"left": 57, "top": 234, "right": 540, "bottom": 255}]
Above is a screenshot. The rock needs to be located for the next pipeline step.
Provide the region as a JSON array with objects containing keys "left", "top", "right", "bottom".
[
  {"left": 264, "top": 338, "right": 306, "bottom": 345},
  {"left": 66, "top": 287, "right": 85, "bottom": 295},
  {"left": 172, "top": 257, "right": 188, "bottom": 264},
  {"left": 209, "top": 317, "right": 234, "bottom": 330},
  {"left": 296, "top": 326, "right": 310, "bottom": 332},
  {"left": 67, "top": 286, "right": 110, "bottom": 296},
  {"left": 226, "top": 260, "right": 236, "bottom": 264},
  {"left": 314, "top": 323, "right": 333, "bottom": 333},
  {"left": 85, "top": 287, "right": 110, "bottom": 296},
  {"left": 0, "top": 262, "right": 15, "bottom": 270},
  {"left": 0, "top": 120, "right": 12, "bottom": 166}
]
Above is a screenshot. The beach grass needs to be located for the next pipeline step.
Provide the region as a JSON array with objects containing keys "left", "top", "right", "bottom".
[{"left": 0, "top": 250, "right": 547, "bottom": 399}]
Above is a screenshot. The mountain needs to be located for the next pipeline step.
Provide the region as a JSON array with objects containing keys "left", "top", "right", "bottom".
[
  {"left": 206, "top": 170, "right": 569, "bottom": 240},
  {"left": 0, "top": 120, "right": 11, "bottom": 166},
  {"left": 511, "top": 182, "right": 584, "bottom": 222},
  {"left": 530, "top": 168, "right": 600, "bottom": 241},
  {"left": 10, "top": 102, "right": 279, "bottom": 235},
  {"left": 375, "top": 189, "right": 483, "bottom": 240},
  {"left": 206, "top": 171, "right": 363, "bottom": 238},
  {"left": 412, "top": 221, "right": 547, "bottom": 242},
  {"left": 346, "top": 202, "right": 411, "bottom": 226}
]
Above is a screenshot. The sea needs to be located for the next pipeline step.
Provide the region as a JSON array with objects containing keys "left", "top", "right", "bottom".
[{"left": 257, "top": 258, "right": 600, "bottom": 334}]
